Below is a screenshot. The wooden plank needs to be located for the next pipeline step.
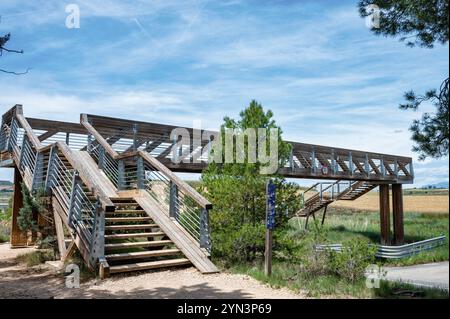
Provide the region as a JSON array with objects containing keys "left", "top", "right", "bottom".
[
  {"left": 133, "top": 191, "right": 218, "bottom": 274},
  {"left": 104, "top": 231, "right": 165, "bottom": 239},
  {"left": 105, "top": 249, "right": 180, "bottom": 261},
  {"left": 38, "top": 130, "right": 58, "bottom": 142},
  {"left": 53, "top": 210, "right": 67, "bottom": 260},
  {"left": 109, "top": 258, "right": 190, "bottom": 274},
  {"left": 105, "top": 240, "right": 172, "bottom": 249}
]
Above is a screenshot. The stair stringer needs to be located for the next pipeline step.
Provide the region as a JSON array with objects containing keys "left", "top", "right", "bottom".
[{"left": 128, "top": 190, "right": 219, "bottom": 274}]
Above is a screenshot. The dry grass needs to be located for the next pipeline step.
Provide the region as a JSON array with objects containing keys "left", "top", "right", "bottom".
[{"left": 332, "top": 192, "right": 449, "bottom": 214}]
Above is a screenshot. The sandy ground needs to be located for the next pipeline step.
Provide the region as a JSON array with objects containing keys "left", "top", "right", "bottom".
[
  {"left": 332, "top": 194, "right": 449, "bottom": 214},
  {"left": 0, "top": 243, "right": 304, "bottom": 299}
]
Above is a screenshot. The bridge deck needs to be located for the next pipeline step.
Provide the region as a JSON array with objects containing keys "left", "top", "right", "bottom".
[{"left": 1, "top": 112, "right": 413, "bottom": 184}]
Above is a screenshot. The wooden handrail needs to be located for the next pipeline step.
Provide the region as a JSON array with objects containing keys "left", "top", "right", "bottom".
[
  {"left": 80, "top": 114, "right": 119, "bottom": 158},
  {"left": 8, "top": 110, "right": 115, "bottom": 212},
  {"left": 81, "top": 114, "right": 212, "bottom": 210},
  {"left": 139, "top": 151, "right": 212, "bottom": 209},
  {"left": 54, "top": 142, "right": 114, "bottom": 211}
]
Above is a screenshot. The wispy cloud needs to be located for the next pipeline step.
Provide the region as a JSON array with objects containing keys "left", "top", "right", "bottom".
[{"left": 0, "top": 0, "right": 448, "bottom": 186}]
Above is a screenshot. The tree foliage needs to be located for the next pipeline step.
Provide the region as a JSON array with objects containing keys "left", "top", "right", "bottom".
[
  {"left": 359, "top": 0, "right": 449, "bottom": 160},
  {"left": 201, "top": 100, "right": 300, "bottom": 263},
  {"left": 358, "top": 0, "right": 448, "bottom": 48}
]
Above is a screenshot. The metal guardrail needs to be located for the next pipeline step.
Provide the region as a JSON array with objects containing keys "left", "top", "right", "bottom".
[{"left": 315, "top": 236, "right": 447, "bottom": 259}]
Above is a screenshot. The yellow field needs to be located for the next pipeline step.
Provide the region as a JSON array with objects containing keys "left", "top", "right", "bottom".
[{"left": 331, "top": 192, "right": 449, "bottom": 214}]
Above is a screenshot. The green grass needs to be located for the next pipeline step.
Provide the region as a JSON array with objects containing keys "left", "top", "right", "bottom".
[
  {"left": 229, "top": 261, "right": 449, "bottom": 299},
  {"left": 402, "top": 188, "right": 448, "bottom": 196},
  {"left": 225, "top": 209, "right": 448, "bottom": 298},
  {"left": 16, "top": 249, "right": 55, "bottom": 267},
  {"left": 289, "top": 209, "right": 449, "bottom": 266}
]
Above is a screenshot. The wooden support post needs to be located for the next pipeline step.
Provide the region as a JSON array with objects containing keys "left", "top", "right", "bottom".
[
  {"left": 53, "top": 211, "right": 67, "bottom": 260},
  {"left": 379, "top": 184, "right": 391, "bottom": 245},
  {"left": 10, "top": 167, "right": 28, "bottom": 247},
  {"left": 321, "top": 205, "right": 328, "bottom": 226},
  {"left": 392, "top": 184, "right": 404, "bottom": 245},
  {"left": 265, "top": 228, "right": 272, "bottom": 276}
]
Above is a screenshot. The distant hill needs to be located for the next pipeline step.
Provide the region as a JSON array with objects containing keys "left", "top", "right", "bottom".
[
  {"left": 0, "top": 180, "right": 13, "bottom": 187},
  {"left": 422, "top": 181, "right": 449, "bottom": 189}
]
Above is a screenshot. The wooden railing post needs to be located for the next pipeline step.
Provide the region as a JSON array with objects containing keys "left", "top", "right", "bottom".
[
  {"left": 365, "top": 154, "right": 370, "bottom": 177},
  {"left": 89, "top": 201, "right": 106, "bottom": 270},
  {"left": 311, "top": 147, "right": 316, "bottom": 174},
  {"left": 349, "top": 152, "right": 354, "bottom": 176}
]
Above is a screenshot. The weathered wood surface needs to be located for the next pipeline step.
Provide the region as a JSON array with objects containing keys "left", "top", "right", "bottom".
[{"left": 130, "top": 190, "right": 218, "bottom": 274}]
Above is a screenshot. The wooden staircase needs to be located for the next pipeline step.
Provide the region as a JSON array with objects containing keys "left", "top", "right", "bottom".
[
  {"left": 296, "top": 180, "right": 377, "bottom": 224},
  {"left": 105, "top": 198, "right": 191, "bottom": 275}
]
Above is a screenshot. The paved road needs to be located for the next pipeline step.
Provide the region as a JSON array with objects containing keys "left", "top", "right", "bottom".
[{"left": 383, "top": 262, "right": 449, "bottom": 290}]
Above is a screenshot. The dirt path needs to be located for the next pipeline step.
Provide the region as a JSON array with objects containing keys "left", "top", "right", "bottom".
[{"left": 0, "top": 243, "right": 304, "bottom": 299}]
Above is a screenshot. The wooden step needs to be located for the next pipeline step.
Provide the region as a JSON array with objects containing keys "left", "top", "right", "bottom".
[
  {"left": 109, "top": 258, "right": 191, "bottom": 274},
  {"left": 105, "top": 248, "right": 181, "bottom": 261},
  {"left": 115, "top": 203, "right": 140, "bottom": 207},
  {"left": 106, "top": 217, "right": 152, "bottom": 223},
  {"left": 105, "top": 224, "right": 158, "bottom": 231},
  {"left": 105, "top": 240, "right": 173, "bottom": 250},
  {"left": 107, "top": 209, "right": 145, "bottom": 214},
  {"left": 105, "top": 231, "right": 165, "bottom": 240}
]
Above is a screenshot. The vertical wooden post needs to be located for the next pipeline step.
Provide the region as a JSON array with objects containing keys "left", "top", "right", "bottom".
[
  {"left": 392, "top": 184, "right": 404, "bottom": 245},
  {"left": 379, "top": 184, "right": 391, "bottom": 245},
  {"left": 265, "top": 228, "right": 272, "bottom": 276},
  {"left": 10, "top": 167, "right": 27, "bottom": 247}
]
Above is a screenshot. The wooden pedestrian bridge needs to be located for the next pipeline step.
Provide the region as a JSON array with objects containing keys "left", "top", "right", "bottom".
[{"left": 0, "top": 105, "right": 414, "bottom": 277}]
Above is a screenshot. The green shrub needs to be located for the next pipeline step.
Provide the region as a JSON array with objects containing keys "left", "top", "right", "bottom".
[
  {"left": 328, "top": 239, "right": 378, "bottom": 282},
  {"left": 212, "top": 223, "right": 265, "bottom": 265}
]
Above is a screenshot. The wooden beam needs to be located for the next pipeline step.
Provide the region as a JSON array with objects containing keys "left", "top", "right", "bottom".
[
  {"left": 80, "top": 114, "right": 119, "bottom": 158},
  {"left": 392, "top": 184, "right": 404, "bottom": 245},
  {"left": 53, "top": 210, "right": 67, "bottom": 259},
  {"left": 38, "top": 131, "right": 58, "bottom": 142},
  {"left": 379, "top": 184, "right": 391, "bottom": 245}
]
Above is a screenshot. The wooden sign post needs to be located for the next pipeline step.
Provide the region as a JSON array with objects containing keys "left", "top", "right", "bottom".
[{"left": 265, "top": 180, "right": 276, "bottom": 276}]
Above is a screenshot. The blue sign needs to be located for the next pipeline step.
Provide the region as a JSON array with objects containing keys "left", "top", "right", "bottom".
[{"left": 266, "top": 181, "right": 276, "bottom": 230}]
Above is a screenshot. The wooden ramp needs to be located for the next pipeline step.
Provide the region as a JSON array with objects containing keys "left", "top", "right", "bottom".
[{"left": 118, "top": 190, "right": 219, "bottom": 274}]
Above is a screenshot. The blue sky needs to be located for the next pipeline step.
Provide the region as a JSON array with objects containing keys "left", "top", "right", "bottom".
[{"left": 0, "top": 0, "right": 448, "bottom": 187}]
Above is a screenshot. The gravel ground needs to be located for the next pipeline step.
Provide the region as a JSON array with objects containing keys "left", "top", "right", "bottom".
[{"left": 0, "top": 243, "right": 304, "bottom": 299}]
